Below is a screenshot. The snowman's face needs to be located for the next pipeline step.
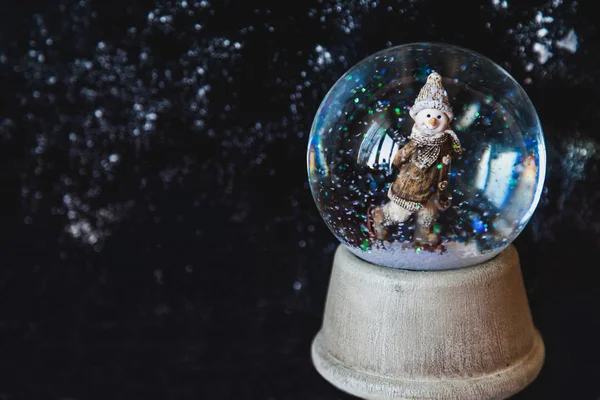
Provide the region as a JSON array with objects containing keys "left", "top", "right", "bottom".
[{"left": 415, "top": 108, "right": 449, "bottom": 133}]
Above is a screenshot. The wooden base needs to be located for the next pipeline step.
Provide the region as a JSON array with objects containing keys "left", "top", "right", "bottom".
[{"left": 311, "top": 245, "right": 544, "bottom": 400}]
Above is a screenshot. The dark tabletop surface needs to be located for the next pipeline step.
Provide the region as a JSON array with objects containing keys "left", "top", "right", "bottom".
[{"left": 0, "top": 0, "right": 599, "bottom": 399}]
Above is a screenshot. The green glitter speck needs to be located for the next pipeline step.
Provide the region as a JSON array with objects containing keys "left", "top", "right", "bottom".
[
  {"left": 377, "top": 82, "right": 383, "bottom": 87},
  {"left": 347, "top": 75, "right": 353, "bottom": 80},
  {"left": 354, "top": 98, "right": 359, "bottom": 103},
  {"left": 394, "top": 108, "right": 401, "bottom": 115},
  {"left": 436, "top": 164, "right": 442, "bottom": 169},
  {"left": 368, "top": 109, "right": 374, "bottom": 115},
  {"left": 361, "top": 87, "right": 366, "bottom": 92},
  {"left": 361, "top": 240, "right": 369, "bottom": 252},
  {"left": 433, "top": 223, "right": 441, "bottom": 234}
]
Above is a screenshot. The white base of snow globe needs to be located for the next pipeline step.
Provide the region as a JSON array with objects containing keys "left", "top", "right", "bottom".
[{"left": 311, "top": 244, "right": 544, "bottom": 400}]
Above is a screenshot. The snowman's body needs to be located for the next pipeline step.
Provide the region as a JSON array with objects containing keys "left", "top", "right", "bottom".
[{"left": 371, "top": 73, "right": 462, "bottom": 245}]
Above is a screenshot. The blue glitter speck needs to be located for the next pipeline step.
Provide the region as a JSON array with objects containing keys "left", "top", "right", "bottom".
[{"left": 472, "top": 219, "right": 486, "bottom": 233}]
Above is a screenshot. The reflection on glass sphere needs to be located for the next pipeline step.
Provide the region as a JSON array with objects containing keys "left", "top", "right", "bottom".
[{"left": 307, "top": 43, "right": 546, "bottom": 270}]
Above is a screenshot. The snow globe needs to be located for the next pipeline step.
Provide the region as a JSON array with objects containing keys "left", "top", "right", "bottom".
[
  {"left": 309, "top": 43, "right": 545, "bottom": 400},
  {"left": 308, "top": 43, "right": 545, "bottom": 270}
]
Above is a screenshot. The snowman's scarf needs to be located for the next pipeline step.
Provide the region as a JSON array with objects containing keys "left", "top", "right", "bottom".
[{"left": 409, "top": 126, "right": 461, "bottom": 169}]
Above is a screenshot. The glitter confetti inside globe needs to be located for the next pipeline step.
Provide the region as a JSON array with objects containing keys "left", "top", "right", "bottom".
[{"left": 307, "top": 43, "right": 546, "bottom": 270}]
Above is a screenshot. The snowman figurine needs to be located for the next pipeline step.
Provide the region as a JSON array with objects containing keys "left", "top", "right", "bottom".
[{"left": 370, "top": 72, "right": 462, "bottom": 248}]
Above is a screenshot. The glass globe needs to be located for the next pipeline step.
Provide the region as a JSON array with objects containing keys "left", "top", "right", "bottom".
[{"left": 307, "top": 43, "right": 546, "bottom": 270}]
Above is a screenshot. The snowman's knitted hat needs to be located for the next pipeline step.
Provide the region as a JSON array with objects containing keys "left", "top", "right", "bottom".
[{"left": 409, "top": 72, "right": 453, "bottom": 121}]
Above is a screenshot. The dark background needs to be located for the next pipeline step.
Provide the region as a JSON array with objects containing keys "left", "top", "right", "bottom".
[{"left": 0, "top": 0, "right": 598, "bottom": 399}]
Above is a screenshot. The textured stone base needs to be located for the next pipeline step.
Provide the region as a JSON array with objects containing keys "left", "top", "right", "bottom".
[{"left": 311, "top": 245, "right": 544, "bottom": 400}]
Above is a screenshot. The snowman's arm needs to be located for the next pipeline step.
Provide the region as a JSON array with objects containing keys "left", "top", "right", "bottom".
[
  {"left": 445, "top": 129, "right": 462, "bottom": 156},
  {"left": 392, "top": 140, "right": 417, "bottom": 168}
]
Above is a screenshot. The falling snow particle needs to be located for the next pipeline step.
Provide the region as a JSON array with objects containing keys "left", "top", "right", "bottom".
[
  {"left": 555, "top": 29, "right": 578, "bottom": 53},
  {"left": 315, "top": 45, "right": 333, "bottom": 66},
  {"left": 491, "top": 0, "right": 508, "bottom": 9},
  {"left": 532, "top": 42, "right": 552, "bottom": 64},
  {"left": 535, "top": 12, "right": 554, "bottom": 24}
]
